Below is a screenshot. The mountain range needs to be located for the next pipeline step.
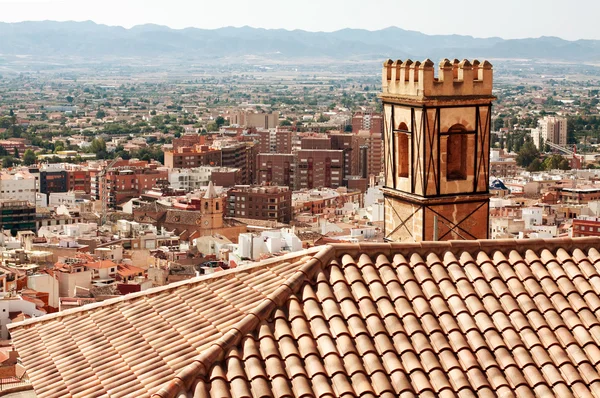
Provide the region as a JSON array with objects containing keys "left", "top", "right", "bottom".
[{"left": 0, "top": 21, "right": 599, "bottom": 62}]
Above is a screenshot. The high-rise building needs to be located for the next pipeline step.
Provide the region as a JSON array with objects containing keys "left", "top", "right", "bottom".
[
  {"left": 538, "top": 116, "right": 567, "bottom": 147},
  {"left": 330, "top": 133, "right": 354, "bottom": 179},
  {"left": 351, "top": 111, "right": 383, "bottom": 136},
  {"left": 256, "top": 154, "right": 295, "bottom": 187},
  {"left": 0, "top": 199, "right": 36, "bottom": 235},
  {"left": 229, "top": 111, "right": 279, "bottom": 129},
  {"left": 351, "top": 130, "right": 383, "bottom": 178},
  {"left": 255, "top": 129, "right": 293, "bottom": 154},
  {"left": 39, "top": 166, "right": 68, "bottom": 197},
  {"left": 221, "top": 143, "right": 254, "bottom": 185},
  {"left": 381, "top": 58, "right": 495, "bottom": 241},
  {"left": 295, "top": 149, "right": 344, "bottom": 189}
]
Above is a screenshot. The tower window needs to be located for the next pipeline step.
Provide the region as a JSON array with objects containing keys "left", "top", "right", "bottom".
[
  {"left": 396, "top": 122, "right": 409, "bottom": 178},
  {"left": 446, "top": 124, "right": 467, "bottom": 181}
]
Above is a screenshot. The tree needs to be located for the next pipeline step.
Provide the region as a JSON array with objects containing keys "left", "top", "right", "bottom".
[
  {"left": 317, "top": 114, "right": 330, "bottom": 123},
  {"left": 66, "top": 96, "right": 74, "bottom": 104},
  {"left": 215, "top": 116, "right": 227, "bottom": 128},
  {"left": 344, "top": 124, "right": 353, "bottom": 133},
  {"left": 22, "top": 149, "right": 37, "bottom": 165},
  {"left": 516, "top": 141, "right": 540, "bottom": 168},
  {"left": 54, "top": 141, "right": 65, "bottom": 153},
  {"left": 13, "top": 147, "right": 19, "bottom": 159},
  {"left": 543, "top": 154, "right": 571, "bottom": 171},
  {"left": 88, "top": 138, "right": 107, "bottom": 158},
  {"left": 95, "top": 110, "right": 106, "bottom": 119},
  {"left": 280, "top": 120, "right": 292, "bottom": 127},
  {"left": 2, "top": 156, "right": 16, "bottom": 168},
  {"left": 527, "top": 159, "right": 543, "bottom": 172}
]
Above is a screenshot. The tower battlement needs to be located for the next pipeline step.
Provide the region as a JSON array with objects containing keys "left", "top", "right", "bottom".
[{"left": 382, "top": 58, "right": 493, "bottom": 98}]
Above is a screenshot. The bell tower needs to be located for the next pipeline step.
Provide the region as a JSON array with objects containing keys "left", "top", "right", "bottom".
[
  {"left": 381, "top": 58, "right": 495, "bottom": 242},
  {"left": 198, "top": 181, "right": 224, "bottom": 230}
]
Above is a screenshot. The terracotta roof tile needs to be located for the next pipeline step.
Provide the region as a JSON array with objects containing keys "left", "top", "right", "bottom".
[{"left": 11, "top": 239, "right": 600, "bottom": 397}]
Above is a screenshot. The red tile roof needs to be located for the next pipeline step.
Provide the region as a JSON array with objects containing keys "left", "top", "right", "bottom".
[
  {"left": 85, "top": 259, "right": 117, "bottom": 270},
  {"left": 9, "top": 237, "right": 600, "bottom": 398}
]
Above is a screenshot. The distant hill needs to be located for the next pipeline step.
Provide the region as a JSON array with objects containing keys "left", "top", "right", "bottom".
[{"left": 0, "top": 21, "right": 599, "bottom": 62}]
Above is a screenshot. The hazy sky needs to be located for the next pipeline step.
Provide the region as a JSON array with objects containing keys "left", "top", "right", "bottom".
[{"left": 0, "top": 0, "right": 597, "bottom": 41}]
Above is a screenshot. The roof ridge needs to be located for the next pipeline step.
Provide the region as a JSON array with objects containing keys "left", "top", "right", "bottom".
[
  {"left": 327, "top": 237, "right": 600, "bottom": 259},
  {"left": 151, "top": 245, "right": 336, "bottom": 398}
]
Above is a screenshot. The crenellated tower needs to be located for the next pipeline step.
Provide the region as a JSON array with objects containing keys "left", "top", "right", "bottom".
[{"left": 381, "top": 58, "right": 495, "bottom": 242}]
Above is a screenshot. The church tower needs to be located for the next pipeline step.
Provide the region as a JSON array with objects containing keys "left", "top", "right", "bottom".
[
  {"left": 381, "top": 58, "right": 495, "bottom": 241},
  {"left": 198, "top": 181, "right": 224, "bottom": 230}
]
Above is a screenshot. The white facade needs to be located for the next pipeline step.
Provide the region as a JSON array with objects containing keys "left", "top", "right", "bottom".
[
  {"left": 538, "top": 116, "right": 567, "bottom": 147},
  {"left": 27, "top": 273, "right": 60, "bottom": 309},
  {"left": 95, "top": 245, "right": 124, "bottom": 262},
  {"left": 0, "top": 172, "right": 36, "bottom": 203},
  {"left": 522, "top": 207, "right": 543, "bottom": 229},
  {"left": 48, "top": 192, "right": 85, "bottom": 208},
  {"left": 530, "top": 128, "right": 541, "bottom": 149},
  {"left": 364, "top": 186, "right": 384, "bottom": 208},
  {"left": 235, "top": 229, "right": 302, "bottom": 262},
  {"left": 168, "top": 167, "right": 213, "bottom": 192},
  {"left": 0, "top": 295, "right": 46, "bottom": 339},
  {"left": 38, "top": 223, "right": 97, "bottom": 239},
  {"left": 57, "top": 268, "right": 93, "bottom": 297}
]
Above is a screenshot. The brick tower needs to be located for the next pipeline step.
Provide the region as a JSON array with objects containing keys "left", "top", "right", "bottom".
[{"left": 381, "top": 58, "right": 495, "bottom": 241}]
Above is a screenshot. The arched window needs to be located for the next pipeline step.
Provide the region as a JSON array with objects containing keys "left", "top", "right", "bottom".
[
  {"left": 447, "top": 124, "right": 467, "bottom": 180},
  {"left": 204, "top": 202, "right": 209, "bottom": 211},
  {"left": 397, "top": 122, "right": 409, "bottom": 178},
  {"left": 215, "top": 201, "right": 219, "bottom": 211}
]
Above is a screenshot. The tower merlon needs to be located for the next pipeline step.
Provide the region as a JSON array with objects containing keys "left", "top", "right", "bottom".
[{"left": 382, "top": 58, "right": 493, "bottom": 98}]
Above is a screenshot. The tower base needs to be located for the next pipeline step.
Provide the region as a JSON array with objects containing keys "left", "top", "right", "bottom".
[{"left": 383, "top": 188, "right": 490, "bottom": 242}]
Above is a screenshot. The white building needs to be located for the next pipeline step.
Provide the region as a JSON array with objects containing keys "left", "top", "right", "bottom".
[
  {"left": 0, "top": 294, "right": 46, "bottom": 339},
  {"left": 530, "top": 128, "right": 541, "bottom": 149},
  {"left": 0, "top": 171, "right": 37, "bottom": 203},
  {"left": 27, "top": 273, "right": 60, "bottom": 309},
  {"left": 522, "top": 207, "right": 543, "bottom": 229},
  {"left": 538, "top": 116, "right": 567, "bottom": 148},
  {"left": 48, "top": 192, "right": 88, "bottom": 208},
  {"left": 233, "top": 228, "right": 302, "bottom": 263},
  {"left": 168, "top": 167, "right": 213, "bottom": 192}
]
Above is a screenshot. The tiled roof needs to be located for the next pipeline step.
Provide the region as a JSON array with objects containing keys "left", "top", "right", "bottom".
[
  {"left": 9, "top": 237, "right": 600, "bottom": 398},
  {"left": 9, "top": 249, "right": 318, "bottom": 398}
]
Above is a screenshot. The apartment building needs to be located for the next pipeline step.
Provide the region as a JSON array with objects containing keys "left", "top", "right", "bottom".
[
  {"left": 100, "top": 168, "right": 169, "bottom": 207},
  {"left": 163, "top": 146, "right": 222, "bottom": 169},
  {"left": 538, "top": 116, "right": 568, "bottom": 147},
  {"left": 0, "top": 171, "right": 36, "bottom": 203},
  {"left": 229, "top": 110, "right": 279, "bottom": 129},
  {"left": 227, "top": 185, "right": 292, "bottom": 223},
  {"left": 351, "top": 111, "right": 383, "bottom": 136},
  {"left": 256, "top": 153, "right": 295, "bottom": 187},
  {"left": 352, "top": 130, "right": 383, "bottom": 177},
  {"left": 295, "top": 149, "right": 344, "bottom": 189},
  {"left": 220, "top": 143, "right": 254, "bottom": 185}
]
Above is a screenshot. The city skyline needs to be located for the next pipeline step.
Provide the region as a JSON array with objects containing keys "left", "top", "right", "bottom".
[{"left": 0, "top": 0, "right": 598, "bottom": 41}]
